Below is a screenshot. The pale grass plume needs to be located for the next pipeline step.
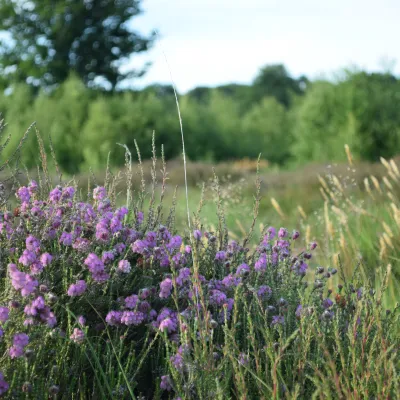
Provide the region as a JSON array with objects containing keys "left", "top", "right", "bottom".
[
  {"left": 370, "top": 175, "right": 382, "bottom": 193},
  {"left": 363, "top": 177, "right": 375, "bottom": 200},
  {"left": 271, "top": 197, "right": 286, "bottom": 219},
  {"left": 389, "top": 159, "right": 400, "bottom": 178},
  {"left": 297, "top": 205, "right": 307, "bottom": 220},
  {"left": 344, "top": 144, "right": 353, "bottom": 166}
]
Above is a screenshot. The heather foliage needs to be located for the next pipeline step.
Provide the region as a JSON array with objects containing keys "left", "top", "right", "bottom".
[{"left": 0, "top": 141, "right": 399, "bottom": 399}]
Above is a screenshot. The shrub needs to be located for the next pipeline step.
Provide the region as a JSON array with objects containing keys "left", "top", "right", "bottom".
[{"left": 0, "top": 157, "right": 398, "bottom": 399}]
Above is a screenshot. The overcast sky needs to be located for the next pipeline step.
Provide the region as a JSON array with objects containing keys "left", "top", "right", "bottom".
[{"left": 128, "top": 0, "right": 399, "bottom": 93}]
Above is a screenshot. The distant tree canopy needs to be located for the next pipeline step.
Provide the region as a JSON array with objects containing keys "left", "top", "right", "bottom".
[
  {"left": 0, "top": 64, "right": 399, "bottom": 174},
  {"left": 0, "top": 0, "right": 154, "bottom": 89}
]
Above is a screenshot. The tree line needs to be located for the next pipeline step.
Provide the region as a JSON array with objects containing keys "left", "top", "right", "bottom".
[{"left": 1, "top": 65, "right": 400, "bottom": 173}]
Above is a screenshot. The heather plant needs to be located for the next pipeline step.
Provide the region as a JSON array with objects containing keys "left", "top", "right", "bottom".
[{"left": 0, "top": 133, "right": 399, "bottom": 399}]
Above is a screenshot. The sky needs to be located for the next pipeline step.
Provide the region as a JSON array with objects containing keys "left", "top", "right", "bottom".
[{"left": 127, "top": 0, "right": 400, "bottom": 93}]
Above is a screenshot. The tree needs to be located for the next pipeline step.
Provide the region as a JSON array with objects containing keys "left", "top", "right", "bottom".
[
  {"left": 252, "top": 64, "right": 308, "bottom": 107},
  {"left": 0, "top": 0, "right": 154, "bottom": 89},
  {"left": 241, "top": 97, "right": 292, "bottom": 165}
]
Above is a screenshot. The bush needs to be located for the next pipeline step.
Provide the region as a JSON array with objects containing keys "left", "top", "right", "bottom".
[{"left": 0, "top": 152, "right": 398, "bottom": 399}]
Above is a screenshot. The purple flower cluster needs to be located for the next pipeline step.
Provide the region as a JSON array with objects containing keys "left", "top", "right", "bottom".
[{"left": 9, "top": 333, "right": 29, "bottom": 358}]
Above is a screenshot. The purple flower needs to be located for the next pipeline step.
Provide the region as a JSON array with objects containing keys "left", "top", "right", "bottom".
[
  {"left": 40, "top": 253, "right": 53, "bottom": 266},
  {"left": 70, "top": 328, "right": 85, "bottom": 344},
  {"left": 209, "top": 290, "right": 227, "bottom": 306},
  {"left": 59, "top": 232, "right": 73, "bottom": 246},
  {"left": 159, "top": 278, "right": 173, "bottom": 298},
  {"left": 322, "top": 298, "right": 333, "bottom": 309},
  {"left": 93, "top": 186, "right": 107, "bottom": 201},
  {"left": 0, "top": 307, "right": 9, "bottom": 323},
  {"left": 125, "top": 295, "right": 139, "bottom": 309},
  {"left": 266, "top": 226, "right": 276, "bottom": 240},
  {"left": 215, "top": 251, "right": 226, "bottom": 262},
  {"left": 222, "top": 274, "right": 241, "bottom": 288},
  {"left": 136, "top": 211, "right": 144, "bottom": 224},
  {"left": 118, "top": 260, "right": 131, "bottom": 273},
  {"left": 310, "top": 242, "right": 317, "bottom": 251},
  {"left": 19, "top": 249, "right": 37, "bottom": 266},
  {"left": 160, "top": 375, "right": 172, "bottom": 391},
  {"left": 295, "top": 305, "right": 303, "bottom": 319},
  {"left": 238, "top": 353, "right": 249, "bottom": 366},
  {"left": 49, "top": 187, "right": 62, "bottom": 203},
  {"left": 0, "top": 372, "right": 8, "bottom": 395},
  {"left": 278, "top": 228, "right": 288, "bottom": 238},
  {"left": 13, "top": 333, "right": 29, "bottom": 347},
  {"left": 105, "top": 311, "right": 122, "bottom": 326},
  {"left": 170, "top": 353, "right": 184, "bottom": 370},
  {"left": 193, "top": 229, "right": 202, "bottom": 240},
  {"left": 121, "top": 311, "right": 145, "bottom": 326},
  {"left": 236, "top": 263, "right": 250, "bottom": 276},
  {"left": 9, "top": 345, "right": 24, "bottom": 359},
  {"left": 26, "top": 235, "right": 41, "bottom": 252},
  {"left": 67, "top": 280, "right": 87, "bottom": 297},
  {"left": 292, "top": 230, "right": 300, "bottom": 240},
  {"left": 271, "top": 315, "right": 285, "bottom": 326},
  {"left": 16, "top": 186, "right": 30, "bottom": 203},
  {"left": 78, "top": 316, "right": 86, "bottom": 326},
  {"left": 101, "top": 251, "right": 115, "bottom": 264},
  {"left": 257, "top": 285, "right": 272, "bottom": 299}
]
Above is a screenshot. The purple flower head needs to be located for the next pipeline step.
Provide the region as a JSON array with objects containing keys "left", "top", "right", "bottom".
[
  {"left": 136, "top": 211, "right": 144, "bottom": 224},
  {"left": 257, "top": 285, "right": 272, "bottom": 299},
  {"left": 26, "top": 235, "right": 41, "bottom": 252},
  {"left": 292, "top": 230, "right": 300, "bottom": 240},
  {"left": 78, "top": 315, "right": 86, "bottom": 326},
  {"left": 121, "top": 311, "right": 145, "bottom": 326},
  {"left": 9, "top": 345, "right": 24, "bottom": 359},
  {"left": 176, "top": 268, "right": 191, "bottom": 286},
  {"left": 17, "top": 186, "right": 30, "bottom": 203},
  {"left": 30, "top": 261, "right": 44, "bottom": 275},
  {"left": 159, "top": 278, "right": 173, "bottom": 299},
  {"left": 271, "top": 315, "right": 285, "bottom": 326},
  {"left": 93, "top": 186, "right": 107, "bottom": 201},
  {"left": 105, "top": 311, "right": 122, "bottom": 326},
  {"left": 160, "top": 375, "right": 172, "bottom": 391},
  {"left": 59, "top": 232, "right": 73, "bottom": 246},
  {"left": 32, "top": 296, "right": 45, "bottom": 310},
  {"left": 322, "top": 298, "right": 334, "bottom": 309},
  {"left": 210, "top": 290, "right": 227, "bottom": 307},
  {"left": 159, "top": 317, "right": 176, "bottom": 333},
  {"left": 236, "top": 263, "right": 250, "bottom": 276},
  {"left": 28, "top": 180, "right": 38, "bottom": 195},
  {"left": 238, "top": 353, "right": 249, "bottom": 366},
  {"left": 49, "top": 187, "right": 62, "bottom": 203},
  {"left": 0, "top": 372, "right": 8, "bottom": 395},
  {"left": 67, "top": 280, "right": 87, "bottom": 297},
  {"left": 310, "top": 241, "right": 318, "bottom": 251},
  {"left": 266, "top": 226, "right": 276, "bottom": 240},
  {"left": 222, "top": 274, "right": 241, "bottom": 288},
  {"left": 20, "top": 275, "right": 38, "bottom": 297},
  {"left": 114, "top": 243, "right": 126, "bottom": 255},
  {"left": 118, "top": 260, "right": 131, "bottom": 273},
  {"left": 125, "top": 295, "right": 139, "bottom": 309},
  {"left": 131, "top": 240, "right": 148, "bottom": 255},
  {"left": 73, "top": 238, "right": 90, "bottom": 252},
  {"left": 70, "top": 328, "right": 85, "bottom": 344},
  {"left": 101, "top": 251, "right": 115, "bottom": 264},
  {"left": 278, "top": 228, "right": 288, "bottom": 238},
  {"left": 295, "top": 305, "right": 303, "bottom": 319},
  {"left": 168, "top": 235, "right": 182, "bottom": 250},
  {"left": 0, "top": 307, "right": 9, "bottom": 323},
  {"left": 13, "top": 333, "right": 29, "bottom": 347},
  {"left": 19, "top": 249, "right": 37, "bottom": 266},
  {"left": 170, "top": 353, "right": 184, "bottom": 371},
  {"left": 254, "top": 254, "right": 267, "bottom": 272},
  {"left": 215, "top": 251, "right": 226, "bottom": 262},
  {"left": 40, "top": 253, "right": 53, "bottom": 266},
  {"left": 193, "top": 229, "right": 202, "bottom": 240}
]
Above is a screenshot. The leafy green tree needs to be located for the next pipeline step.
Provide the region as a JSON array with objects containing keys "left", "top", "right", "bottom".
[
  {"left": 344, "top": 71, "right": 400, "bottom": 161},
  {"left": 291, "top": 81, "right": 359, "bottom": 163},
  {"left": 252, "top": 64, "right": 308, "bottom": 107},
  {"left": 241, "top": 97, "right": 292, "bottom": 165},
  {"left": 0, "top": 0, "right": 154, "bottom": 89}
]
